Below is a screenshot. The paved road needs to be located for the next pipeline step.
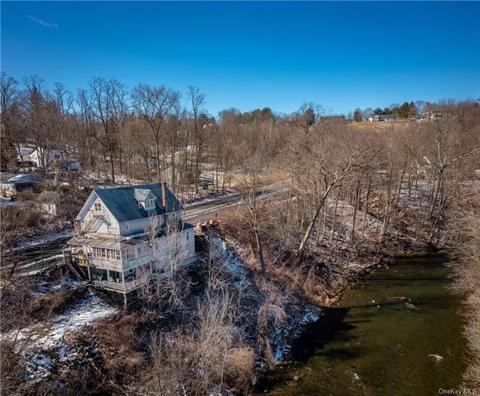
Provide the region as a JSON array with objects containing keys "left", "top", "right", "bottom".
[
  {"left": 183, "top": 181, "right": 288, "bottom": 223},
  {"left": 2, "top": 181, "right": 289, "bottom": 275}
]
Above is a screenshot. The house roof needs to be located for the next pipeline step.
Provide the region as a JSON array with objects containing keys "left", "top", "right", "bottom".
[
  {"left": 7, "top": 173, "right": 42, "bottom": 185},
  {"left": 19, "top": 146, "right": 36, "bottom": 157},
  {"left": 94, "top": 183, "right": 182, "bottom": 223}
]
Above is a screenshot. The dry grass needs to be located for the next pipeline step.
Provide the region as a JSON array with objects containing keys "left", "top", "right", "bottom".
[
  {"left": 93, "top": 312, "right": 145, "bottom": 377},
  {"left": 447, "top": 182, "right": 480, "bottom": 391},
  {"left": 144, "top": 265, "right": 254, "bottom": 395},
  {"left": 0, "top": 278, "right": 87, "bottom": 333},
  {"left": 258, "top": 168, "right": 290, "bottom": 186},
  {"left": 0, "top": 340, "right": 24, "bottom": 396},
  {"left": 0, "top": 204, "right": 45, "bottom": 251},
  {"left": 349, "top": 120, "right": 412, "bottom": 131}
]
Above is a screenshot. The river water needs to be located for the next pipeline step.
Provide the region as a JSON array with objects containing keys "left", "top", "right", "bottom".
[{"left": 258, "top": 255, "right": 468, "bottom": 396}]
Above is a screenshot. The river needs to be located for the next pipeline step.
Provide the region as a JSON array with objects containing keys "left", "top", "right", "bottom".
[{"left": 257, "top": 254, "right": 468, "bottom": 396}]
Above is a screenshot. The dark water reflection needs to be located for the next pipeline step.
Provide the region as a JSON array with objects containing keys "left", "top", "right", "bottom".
[{"left": 257, "top": 255, "right": 468, "bottom": 396}]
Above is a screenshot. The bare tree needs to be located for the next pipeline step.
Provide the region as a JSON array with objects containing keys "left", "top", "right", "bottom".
[
  {"left": 88, "top": 78, "right": 126, "bottom": 182},
  {"left": 188, "top": 86, "right": 206, "bottom": 194},
  {"left": 0, "top": 73, "right": 20, "bottom": 167},
  {"left": 132, "top": 84, "right": 179, "bottom": 182},
  {"left": 238, "top": 168, "right": 267, "bottom": 274},
  {"left": 137, "top": 215, "right": 192, "bottom": 314},
  {"left": 146, "top": 242, "right": 254, "bottom": 395},
  {"left": 293, "top": 125, "right": 370, "bottom": 259}
]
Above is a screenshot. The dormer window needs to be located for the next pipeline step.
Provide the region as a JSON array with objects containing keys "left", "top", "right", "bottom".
[
  {"left": 145, "top": 199, "right": 155, "bottom": 209},
  {"left": 134, "top": 188, "right": 157, "bottom": 210}
]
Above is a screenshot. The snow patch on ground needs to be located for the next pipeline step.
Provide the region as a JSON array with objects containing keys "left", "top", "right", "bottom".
[
  {"left": 272, "top": 306, "right": 322, "bottom": 363},
  {"left": 1, "top": 282, "right": 116, "bottom": 380},
  {"left": 0, "top": 199, "right": 29, "bottom": 208},
  {"left": 214, "top": 238, "right": 247, "bottom": 279},
  {"left": 7, "top": 228, "right": 73, "bottom": 253},
  {"left": 24, "top": 351, "right": 54, "bottom": 380},
  {"left": 1, "top": 291, "right": 117, "bottom": 352},
  {"left": 34, "top": 278, "right": 82, "bottom": 296},
  {"left": 212, "top": 234, "right": 322, "bottom": 365}
]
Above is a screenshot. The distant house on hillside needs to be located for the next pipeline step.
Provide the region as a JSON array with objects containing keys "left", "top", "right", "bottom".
[
  {"left": 37, "top": 191, "right": 63, "bottom": 217},
  {"left": 0, "top": 172, "right": 42, "bottom": 199},
  {"left": 421, "top": 111, "right": 443, "bottom": 120},
  {"left": 368, "top": 115, "right": 396, "bottom": 122},
  {"left": 17, "top": 144, "right": 81, "bottom": 171},
  {"left": 67, "top": 183, "right": 196, "bottom": 303},
  {"left": 7, "top": 172, "right": 42, "bottom": 186},
  {"left": 17, "top": 146, "right": 37, "bottom": 167}
]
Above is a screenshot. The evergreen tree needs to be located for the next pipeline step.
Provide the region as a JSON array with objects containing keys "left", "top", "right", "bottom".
[{"left": 353, "top": 108, "right": 363, "bottom": 122}]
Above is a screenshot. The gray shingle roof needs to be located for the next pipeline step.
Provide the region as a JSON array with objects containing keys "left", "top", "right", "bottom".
[{"left": 95, "top": 183, "right": 182, "bottom": 223}]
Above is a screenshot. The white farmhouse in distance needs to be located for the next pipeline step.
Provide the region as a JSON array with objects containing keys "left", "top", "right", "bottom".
[
  {"left": 18, "top": 144, "right": 81, "bottom": 171},
  {"left": 67, "top": 183, "right": 196, "bottom": 303}
]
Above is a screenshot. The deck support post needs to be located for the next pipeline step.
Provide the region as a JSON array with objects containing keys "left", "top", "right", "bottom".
[{"left": 123, "top": 271, "right": 128, "bottom": 309}]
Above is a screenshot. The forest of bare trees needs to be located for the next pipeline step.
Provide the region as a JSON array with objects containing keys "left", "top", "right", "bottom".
[
  {"left": 3, "top": 72, "right": 478, "bottom": 213},
  {"left": 1, "top": 73, "right": 276, "bottom": 196}
]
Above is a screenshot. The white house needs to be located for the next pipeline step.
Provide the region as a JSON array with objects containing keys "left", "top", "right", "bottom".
[
  {"left": 67, "top": 183, "right": 196, "bottom": 298},
  {"left": 18, "top": 144, "right": 81, "bottom": 171},
  {"left": 368, "top": 115, "right": 396, "bottom": 122}
]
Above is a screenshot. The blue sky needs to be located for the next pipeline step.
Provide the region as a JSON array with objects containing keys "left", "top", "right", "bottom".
[{"left": 2, "top": 1, "right": 479, "bottom": 115}]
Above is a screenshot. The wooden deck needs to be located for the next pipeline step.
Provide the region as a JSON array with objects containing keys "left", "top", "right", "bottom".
[{"left": 92, "top": 256, "right": 198, "bottom": 294}]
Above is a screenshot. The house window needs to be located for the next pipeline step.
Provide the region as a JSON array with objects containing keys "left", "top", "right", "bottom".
[
  {"left": 94, "top": 202, "right": 102, "bottom": 212},
  {"left": 123, "top": 247, "right": 135, "bottom": 260},
  {"left": 108, "top": 270, "right": 121, "bottom": 283}
]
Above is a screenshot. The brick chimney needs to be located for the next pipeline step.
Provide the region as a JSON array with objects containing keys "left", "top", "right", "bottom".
[{"left": 161, "top": 182, "right": 167, "bottom": 209}]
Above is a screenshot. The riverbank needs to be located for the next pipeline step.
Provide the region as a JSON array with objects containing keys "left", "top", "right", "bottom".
[
  {"left": 217, "top": 194, "right": 438, "bottom": 385},
  {"left": 256, "top": 254, "right": 469, "bottom": 395},
  {"left": 219, "top": 212, "right": 435, "bottom": 375},
  {"left": 447, "top": 183, "right": 480, "bottom": 392}
]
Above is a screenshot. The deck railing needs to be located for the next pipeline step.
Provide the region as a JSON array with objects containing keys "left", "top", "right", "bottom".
[{"left": 92, "top": 256, "right": 198, "bottom": 294}]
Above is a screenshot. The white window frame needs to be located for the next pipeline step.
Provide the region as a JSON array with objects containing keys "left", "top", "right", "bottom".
[{"left": 123, "top": 247, "right": 135, "bottom": 260}]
